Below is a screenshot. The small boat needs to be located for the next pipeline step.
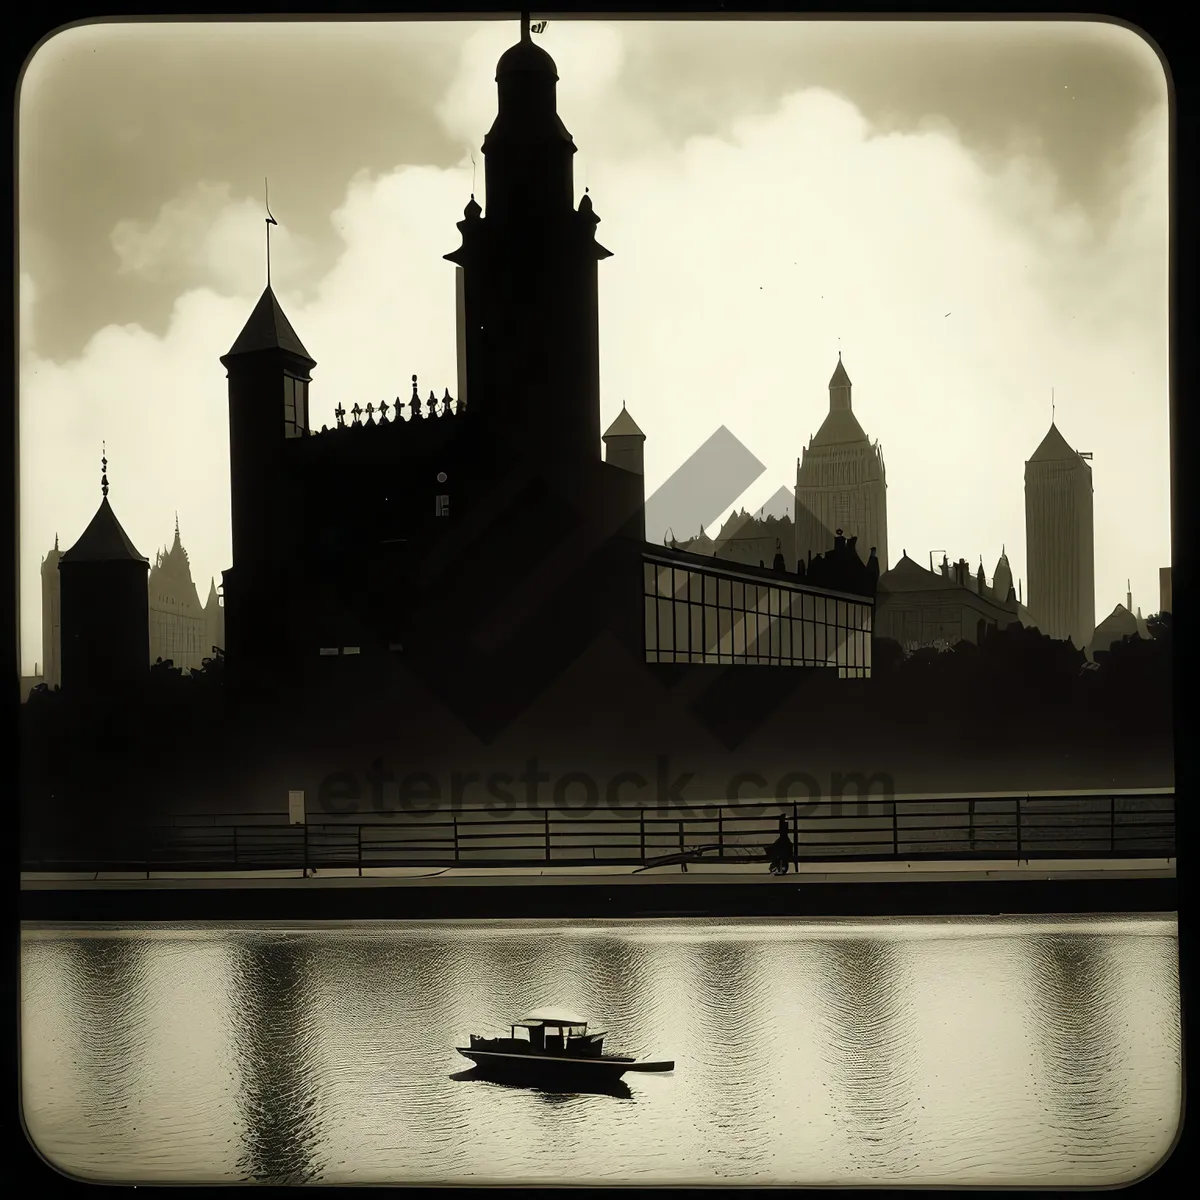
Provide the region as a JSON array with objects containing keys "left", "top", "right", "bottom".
[{"left": 457, "top": 1007, "right": 674, "bottom": 1083}]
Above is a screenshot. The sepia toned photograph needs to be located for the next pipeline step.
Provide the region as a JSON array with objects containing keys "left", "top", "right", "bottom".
[{"left": 16, "top": 12, "right": 1177, "bottom": 1187}]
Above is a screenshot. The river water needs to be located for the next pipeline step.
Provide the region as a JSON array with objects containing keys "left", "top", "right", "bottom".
[{"left": 21, "top": 916, "right": 1180, "bottom": 1186}]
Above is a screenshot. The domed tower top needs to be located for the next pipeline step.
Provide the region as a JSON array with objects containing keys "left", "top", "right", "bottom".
[
  {"left": 497, "top": 13, "right": 559, "bottom": 79},
  {"left": 482, "top": 13, "right": 576, "bottom": 224}
]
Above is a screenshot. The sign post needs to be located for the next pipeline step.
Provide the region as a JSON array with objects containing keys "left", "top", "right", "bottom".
[{"left": 288, "top": 790, "right": 306, "bottom": 826}]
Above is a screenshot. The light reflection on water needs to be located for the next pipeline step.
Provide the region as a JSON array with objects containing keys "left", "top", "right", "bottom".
[{"left": 20, "top": 915, "right": 1180, "bottom": 1186}]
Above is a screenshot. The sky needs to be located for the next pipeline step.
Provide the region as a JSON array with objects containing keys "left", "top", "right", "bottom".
[{"left": 17, "top": 17, "right": 1170, "bottom": 675}]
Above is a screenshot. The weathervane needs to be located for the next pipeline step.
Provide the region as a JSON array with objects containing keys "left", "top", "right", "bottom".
[{"left": 265, "top": 177, "right": 278, "bottom": 288}]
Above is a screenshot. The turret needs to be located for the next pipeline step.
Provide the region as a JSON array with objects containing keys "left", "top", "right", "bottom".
[{"left": 58, "top": 447, "right": 150, "bottom": 695}]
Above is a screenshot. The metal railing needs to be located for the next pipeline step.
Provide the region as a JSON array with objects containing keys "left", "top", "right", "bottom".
[{"left": 22, "top": 792, "right": 1175, "bottom": 874}]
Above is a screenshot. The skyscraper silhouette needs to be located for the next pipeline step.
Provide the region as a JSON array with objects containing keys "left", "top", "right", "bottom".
[
  {"left": 39, "top": 534, "right": 62, "bottom": 689},
  {"left": 1024, "top": 422, "right": 1095, "bottom": 648}
]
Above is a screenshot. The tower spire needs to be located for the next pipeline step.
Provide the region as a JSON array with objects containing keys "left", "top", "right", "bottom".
[
  {"left": 1051, "top": 387, "right": 1055, "bottom": 425},
  {"left": 101, "top": 442, "right": 108, "bottom": 499},
  {"left": 521, "top": 11, "right": 531, "bottom": 41},
  {"left": 264, "top": 177, "right": 278, "bottom": 288}
]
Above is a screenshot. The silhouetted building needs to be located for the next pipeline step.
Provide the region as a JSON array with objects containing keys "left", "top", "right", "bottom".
[
  {"left": 713, "top": 508, "right": 794, "bottom": 570},
  {"left": 875, "top": 552, "right": 1020, "bottom": 651},
  {"left": 40, "top": 534, "right": 62, "bottom": 689},
  {"left": 1160, "top": 566, "right": 1171, "bottom": 614},
  {"left": 149, "top": 516, "right": 223, "bottom": 671},
  {"left": 666, "top": 526, "right": 716, "bottom": 556},
  {"left": 219, "top": 17, "right": 647, "bottom": 684},
  {"left": 1024, "top": 422, "right": 1095, "bottom": 649},
  {"left": 1090, "top": 582, "right": 1150, "bottom": 656},
  {"left": 794, "top": 355, "right": 888, "bottom": 573},
  {"left": 58, "top": 454, "right": 150, "bottom": 695},
  {"left": 645, "top": 542, "right": 873, "bottom": 677}
]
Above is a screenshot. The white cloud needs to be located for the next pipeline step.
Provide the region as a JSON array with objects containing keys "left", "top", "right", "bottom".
[
  {"left": 18, "top": 27, "right": 1170, "bottom": 673},
  {"left": 111, "top": 181, "right": 315, "bottom": 296}
]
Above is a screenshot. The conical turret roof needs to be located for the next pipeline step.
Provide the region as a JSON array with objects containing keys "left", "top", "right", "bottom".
[
  {"left": 603, "top": 403, "right": 645, "bottom": 439},
  {"left": 60, "top": 497, "right": 148, "bottom": 566},
  {"left": 224, "top": 285, "right": 314, "bottom": 365}
]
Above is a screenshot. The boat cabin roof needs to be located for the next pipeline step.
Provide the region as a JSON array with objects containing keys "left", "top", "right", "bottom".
[{"left": 516, "top": 1007, "right": 588, "bottom": 1029}]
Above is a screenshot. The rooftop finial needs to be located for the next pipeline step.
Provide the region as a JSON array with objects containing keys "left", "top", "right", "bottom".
[
  {"left": 521, "top": 11, "right": 531, "bottom": 41},
  {"left": 1051, "top": 386, "right": 1055, "bottom": 425},
  {"left": 265, "top": 177, "right": 278, "bottom": 289},
  {"left": 174, "top": 511, "right": 180, "bottom": 539},
  {"left": 101, "top": 441, "right": 108, "bottom": 499}
]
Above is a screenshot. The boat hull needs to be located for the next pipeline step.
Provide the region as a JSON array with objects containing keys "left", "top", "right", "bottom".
[{"left": 458, "top": 1048, "right": 636, "bottom": 1082}]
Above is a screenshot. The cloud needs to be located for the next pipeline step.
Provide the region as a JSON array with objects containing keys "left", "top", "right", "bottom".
[
  {"left": 111, "top": 181, "right": 316, "bottom": 296},
  {"left": 19, "top": 26, "right": 1170, "bottom": 673}
]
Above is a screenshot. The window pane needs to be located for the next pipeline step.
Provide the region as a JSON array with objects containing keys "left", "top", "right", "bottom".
[
  {"left": 703, "top": 574, "right": 717, "bottom": 606},
  {"left": 644, "top": 595, "right": 657, "bottom": 653},
  {"left": 675, "top": 603, "right": 689, "bottom": 654}
]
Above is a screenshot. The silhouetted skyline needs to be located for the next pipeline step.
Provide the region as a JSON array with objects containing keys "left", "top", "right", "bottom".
[{"left": 18, "top": 18, "right": 1169, "bottom": 676}]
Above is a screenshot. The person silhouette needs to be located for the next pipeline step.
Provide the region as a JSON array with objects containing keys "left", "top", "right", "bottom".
[{"left": 767, "top": 815, "right": 793, "bottom": 875}]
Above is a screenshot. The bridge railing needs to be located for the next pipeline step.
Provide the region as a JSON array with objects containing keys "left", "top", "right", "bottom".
[{"left": 22, "top": 793, "right": 1175, "bottom": 873}]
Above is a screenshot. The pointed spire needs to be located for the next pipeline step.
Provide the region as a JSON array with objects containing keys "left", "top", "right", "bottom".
[
  {"left": 828, "top": 353, "right": 852, "bottom": 412},
  {"left": 521, "top": 11, "right": 530, "bottom": 41},
  {"left": 101, "top": 442, "right": 109, "bottom": 498},
  {"left": 174, "top": 511, "right": 180, "bottom": 542},
  {"left": 54, "top": 533, "right": 58, "bottom": 551}
]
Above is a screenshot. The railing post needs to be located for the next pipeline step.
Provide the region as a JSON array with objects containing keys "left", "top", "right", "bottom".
[
  {"left": 303, "top": 822, "right": 309, "bottom": 876},
  {"left": 453, "top": 811, "right": 461, "bottom": 865},
  {"left": 1017, "top": 798, "right": 1023, "bottom": 862},
  {"left": 640, "top": 811, "right": 646, "bottom": 862},
  {"left": 891, "top": 801, "right": 899, "bottom": 858},
  {"left": 718, "top": 809, "right": 724, "bottom": 861},
  {"left": 792, "top": 801, "right": 799, "bottom": 872},
  {"left": 358, "top": 822, "right": 363, "bottom": 878},
  {"left": 544, "top": 808, "right": 551, "bottom": 863},
  {"left": 968, "top": 797, "right": 976, "bottom": 853},
  {"left": 1110, "top": 793, "right": 1116, "bottom": 855},
  {"left": 232, "top": 824, "right": 238, "bottom": 867}
]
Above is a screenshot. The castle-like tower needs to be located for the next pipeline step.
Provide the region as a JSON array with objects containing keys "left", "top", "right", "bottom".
[
  {"left": 58, "top": 450, "right": 150, "bottom": 695},
  {"left": 40, "top": 535, "right": 62, "bottom": 689},
  {"left": 444, "top": 17, "right": 611, "bottom": 472},
  {"left": 1024, "top": 422, "right": 1095, "bottom": 648},
  {"left": 217, "top": 17, "right": 645, "bottom": 681},
  {"left": 794, "top": 356, "right": 888, "bottom": 571}
]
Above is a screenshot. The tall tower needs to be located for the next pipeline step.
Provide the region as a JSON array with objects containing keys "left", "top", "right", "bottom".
[
  {"left": 1024, "top": 422, "right": 1095, "bottom": 647},
  {"left": 58, "top": 449, "right": 150, "bottom": 695},
  {"left": 444, "top": 16, "right": 611, "bottom": 474},
  {"left": 220, "top": 284, "right": 316, "bottom": 668},
  {"left": 40, "top": 534, "right": 62, "bottom": 689},
  {"left": 149, "top": 515, "right": 206, "bottom": 671},
  {"left": 794, "top": 356, "right": 888, "bottom": 571}
]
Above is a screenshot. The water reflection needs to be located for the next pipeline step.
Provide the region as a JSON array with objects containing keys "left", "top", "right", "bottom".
[
  {"left": 20, "top": 918, "right": 1181, "bottom": 1187},
  {"left": 228, "top": 935, "right": 326, "bottom": 1184},
  {"left": 811, "top": 938, "right": 922, "bottom": 1178}
]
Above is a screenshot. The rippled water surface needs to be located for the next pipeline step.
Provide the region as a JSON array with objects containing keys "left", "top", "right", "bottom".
[{"left": 21, "top": 916, "right": 1180, "bottom": 1186}]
